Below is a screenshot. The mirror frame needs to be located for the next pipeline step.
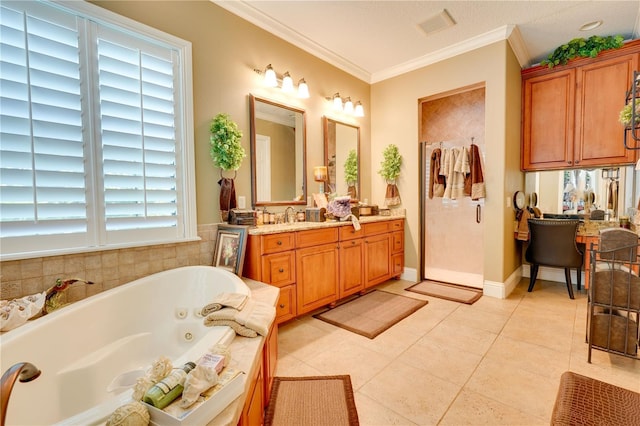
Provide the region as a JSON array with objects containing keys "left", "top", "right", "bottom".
[
  {"left": 323, "top": 117, "right": 360, "bottom": 201},
  {"left": 250, "top": 94, "right": 307, "bottom": 207}
]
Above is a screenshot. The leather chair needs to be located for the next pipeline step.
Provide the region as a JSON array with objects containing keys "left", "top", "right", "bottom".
[{"left": 526, "top": 219, "right": 583, "bottom": 299}]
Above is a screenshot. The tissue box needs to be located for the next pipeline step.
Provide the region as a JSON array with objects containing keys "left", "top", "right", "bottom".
[
  {"left": 147, "top": 368, "right": 245, "bottom": 426},
  {"left": 305, "top": 207, "right": 326, "bottom": 222}
]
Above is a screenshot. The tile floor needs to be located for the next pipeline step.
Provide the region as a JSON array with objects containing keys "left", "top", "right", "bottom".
[{"left": 274, "top": 278, "right": 640, "bottom": 425}]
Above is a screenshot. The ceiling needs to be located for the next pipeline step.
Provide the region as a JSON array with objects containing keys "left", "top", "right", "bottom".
[{"left": 214, "top": 0, "right": 640, "bottom": 83}]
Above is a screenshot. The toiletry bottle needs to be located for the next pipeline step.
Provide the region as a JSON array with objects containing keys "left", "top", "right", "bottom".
[{"left": 143, "top": 361, "right": 195, "bottom": 409}]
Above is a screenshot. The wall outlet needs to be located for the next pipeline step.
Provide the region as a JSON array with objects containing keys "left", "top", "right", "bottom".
[{"left": 506, "top": 196, "right": 511, "bottom": 208}]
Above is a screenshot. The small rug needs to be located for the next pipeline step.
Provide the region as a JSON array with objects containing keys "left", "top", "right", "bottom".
[
  {"left": 313, "top": 290, "right": 428, "bottom": 339},
  {"left": 406, "top": 280, "right": 482, "bottom": 304},
  {"left": 265, "top": 375, "right": 359, "bottom": 426}
]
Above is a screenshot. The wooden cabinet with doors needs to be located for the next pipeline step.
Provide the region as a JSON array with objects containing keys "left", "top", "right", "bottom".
[
  {"left": 244, "top": 218, "right": 404, "bottom": 322},
  {"left": 522, "top": 40, "right": 639, "bottom": 171},
  {"left": 295, "top": 228, "right": 339, "bottom": 315}
]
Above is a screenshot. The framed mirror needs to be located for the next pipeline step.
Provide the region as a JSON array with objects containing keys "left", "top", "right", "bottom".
[
  {"left": 250, "top": 95, "right": 307, "bottom": 206},
  {"left": 323, "top": 117, "right": 360, "bottom": 200}
]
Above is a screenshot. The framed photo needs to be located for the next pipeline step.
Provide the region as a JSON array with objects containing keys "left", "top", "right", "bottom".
[{"left": 213, "top": 224, "right": 249, "bottom": 276}]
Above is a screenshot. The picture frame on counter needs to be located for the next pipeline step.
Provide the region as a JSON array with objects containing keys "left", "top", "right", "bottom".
[{"left": 213, "top": 224, "right": 249, "bottom": 276}]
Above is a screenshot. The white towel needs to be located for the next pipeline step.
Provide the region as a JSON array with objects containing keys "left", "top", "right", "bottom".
[{"left": 200, "top": 292, "right": 248, "bottom": 316}]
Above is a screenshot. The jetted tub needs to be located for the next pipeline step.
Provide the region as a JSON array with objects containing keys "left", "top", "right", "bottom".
[{"left": 0, "top": 266, "right": 250, "bottom": 425}]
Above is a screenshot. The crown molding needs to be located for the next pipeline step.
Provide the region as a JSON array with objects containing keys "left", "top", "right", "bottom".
[
  {"left": 371, "top": 25, "right": 522, "bottom": 83},
  {"left": 213, "top": 0, "right": 371, "bottom": 83},
  {"left": 506, "top": 25, "right": 531, "bottom": 68}
]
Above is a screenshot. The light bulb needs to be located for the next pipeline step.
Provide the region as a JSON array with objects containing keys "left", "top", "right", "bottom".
[
  {"left": 332, "top": 93, "right": 343, "bottom": 111},
  {"left": 354, "top": 101, "right": 364, "bottom": 117},
  {"left": 264, "top": 64, "right": 277, "bottom": 87},
  {"left": 281, "top": 72, "right": 294, "bottom": 93},
  {"left": 344, "top": 97, "right": 354, "bottom": 114},
  {"left": 297, "top": 78, "right": 309, "bottom": 98}
]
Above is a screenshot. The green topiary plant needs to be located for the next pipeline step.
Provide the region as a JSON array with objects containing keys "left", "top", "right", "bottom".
[
  {"left": 540, "top": 35, "right": 624, "bottom": 68},
  {"left": 378, "top": 144, "right": 402, "bottom": 181},
  {"left": 619, "top": 102, "right": 640, "bottom": 127},
  {"left": 209, "top": 113, "right": 245, "bottom": 171},
  {"left": 343, "top": 149, "right": 358, "bottom": 185}
]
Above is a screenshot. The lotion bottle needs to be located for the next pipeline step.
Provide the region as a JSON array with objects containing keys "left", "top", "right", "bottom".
[{"left": 143, "top": 361, "right": 195, "bottom": 409}]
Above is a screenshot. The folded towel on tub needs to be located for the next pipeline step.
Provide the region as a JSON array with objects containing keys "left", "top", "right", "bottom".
[
  {"left": 203, "top": 299, "right": 275, "bottom": 337},
  {"left": 200, "top": 292, "right": 249, "bottom": 316}
]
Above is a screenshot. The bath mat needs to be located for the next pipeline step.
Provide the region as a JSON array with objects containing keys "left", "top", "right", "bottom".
[
  {"left": 406, "top": 280, "right": 482, "bottom": 305},
  {"left": 313, "top": 290, "right": 428, "bottom": 339},
  {"left": 265, "top": 375, "right": 359, "bottom": 426}
]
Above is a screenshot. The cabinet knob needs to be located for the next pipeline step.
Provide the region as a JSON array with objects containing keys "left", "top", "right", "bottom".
[
  {"left": 352, "top": 241, "right": 356, "bottom": 245},
  {"left": 567, "top": 161, "right": 572, "bottom": 165},
  {"left": 277, "top": 240, "right": 282, "bottom": 245},
  {"left": 279, "top": 304, "right": 285, "bottom": 308},
  {"left": 278, "top": 268, "right": 284, "bottom": 273},
  {"left": 575, "top": 160, "right": 580, "bottom": 164}
]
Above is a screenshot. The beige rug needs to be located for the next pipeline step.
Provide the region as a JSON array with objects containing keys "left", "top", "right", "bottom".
[
  {"left": 265, "top": 375, "right": 359, "bottom": 426},
  {"left": 406, "top": 280, "right": 482, "bottom": 304},
  {"left": 314, "top": 290, "right": 428, "bottom": 339}
]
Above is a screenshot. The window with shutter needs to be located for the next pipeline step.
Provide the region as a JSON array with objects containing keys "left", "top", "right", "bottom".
[{"left": 0, "top": 1, "right": 195, "bottom": 260}]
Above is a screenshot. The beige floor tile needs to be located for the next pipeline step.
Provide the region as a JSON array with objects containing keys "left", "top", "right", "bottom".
[
  {"left": 484, "top": 335, "right": 570, "bottom": 379},
  {"left": 303, "top": 341, "right": 394, "bottom": 390},
  {"left": 359, "top": 361, "right": 461, "bottom": 425},
  {"left": 465, "top": 357, "right": 560, "bottom": 420},
  {"left": 274, "top": 352, "right": 325, "bottom": 377},
  {"left": 399, "top": 336, "right": 482, "bottom": 385},
  {"left": 425, "top": 315, "right": 498, "bottom": 356},
  {"left": 447, "top": 304, "right": 512, "bottom": 334},
  {"left": 354, "top": 392, "right": 418, "bottom": 426},
  {"left": 500, "top": 310, "right": 575, "bottom": 353},
  {"left": 569, "top": 344, "right": 640, "bottom": 392},
  {"left": 439, "top": 388, "right": 547, "bottom": 425}
]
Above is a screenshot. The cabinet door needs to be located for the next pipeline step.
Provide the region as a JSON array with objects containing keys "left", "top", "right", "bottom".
[
  {"left": 263, "top": 323, "right": 278, "bottom": 408},
  {"left": 296, "top": 243, "right": 339, "bottom": 315},
  {"left": 261, "top": 251, "right": 295, "bottom": 287},
  {"left": 339, "top": 239, "right": 364, "bottom": 298},
  {"left": 364, "top": 233, "right": 391, "bottom": 288},
  {"left": 522, "top": 69, "right": 576, "bottom": 170},
  {"left": 575, "top": 53, "right": 638, "bottom": 166},
  {"left": 239, "top": 362, "right": 264, "bottom": 426},
  {"left": 275, "top": 284, "right": 296, "bottom": 324}
]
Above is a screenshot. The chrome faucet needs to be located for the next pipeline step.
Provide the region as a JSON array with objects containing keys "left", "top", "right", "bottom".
[
  {"left": 44, "top": 278, "right": 94, "bottom": 314},
  {"left": 1, "top": 362, "right": 41, "bottom": 426},
  {"left": 284, "top": 206, "right": 296, "bottom": 224}
]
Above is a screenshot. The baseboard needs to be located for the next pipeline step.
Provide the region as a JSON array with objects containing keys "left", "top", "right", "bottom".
[
  {"left": 483, "top": 268, "right": 521, "bottom": 299},
  {"left": 400, "top": 267, "right": 418, "bottom": 283},
  {"left": 521, "top": 264, "right": 584, "bottom": 285}
]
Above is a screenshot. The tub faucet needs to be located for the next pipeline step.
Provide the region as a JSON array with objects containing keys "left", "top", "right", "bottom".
[
  {"left": 1, "top": 362, "right": 41, "bottom": 426},
  {"left": 284, "top": 206, "right": 295, "bottom": 224},
  {"left": 44, "top": 278, "right": 94, "bottom": 314}
]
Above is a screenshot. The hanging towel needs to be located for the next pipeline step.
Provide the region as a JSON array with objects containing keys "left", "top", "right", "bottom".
[
  {"left": 469, "top": 144, "right": 486, "bottom": 200},
  {"left": 443, "top": 147, "right": 466, "bottom": 200},
  {"left": 452, "top": 146, "right": 470, "bottom": 199},
  {"left": 218, "top": 177, "right": 237, "bottom": 222},
  {"left": 516, "top": 209, "right": 531, "bottom": 241},
  {"left": 429, "top": 148, "right": 445, "bottom": 198}
]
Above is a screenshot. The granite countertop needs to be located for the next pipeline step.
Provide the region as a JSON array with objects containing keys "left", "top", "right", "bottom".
[
  {"left": 206, "top": 278, "right": 279, "bottom": 425},
  {"left": 248, "top": 210, "right": 406, "bottom": 236},
  {"left": 578, "top": 219, "right": 638, "bottom": 237}
]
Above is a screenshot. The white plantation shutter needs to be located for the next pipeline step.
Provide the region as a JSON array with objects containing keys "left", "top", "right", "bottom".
[{"left": 0, "top": 1, "right": 195, "bottom": 259}]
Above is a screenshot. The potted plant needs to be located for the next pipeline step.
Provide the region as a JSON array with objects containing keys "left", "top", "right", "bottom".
[
  {"left": 209, "top": 113, "right": 245, "bottom": 221},
  {"left": 343, "top": 149, "right": 358, "bottom": 199},
  {"left": 619, "top": 102, "right": 640, "bottom": 128},
  {"left": 378, "top": 144, "right": 402, "bottom": 207}
]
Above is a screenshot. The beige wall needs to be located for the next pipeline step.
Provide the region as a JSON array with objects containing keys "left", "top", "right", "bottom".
[
  {"left": 91, "top": 0, "right": 372, "bottom": 222},
  {"left": 371, "top": 41, "right": 523, "bottom": 285}
]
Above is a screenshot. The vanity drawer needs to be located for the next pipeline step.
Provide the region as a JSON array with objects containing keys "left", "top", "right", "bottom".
[
  {"left": 339, "top": 226, "right": 364, "bottom": 241},
  {"left": 392, "top": 253, "right": 404, "bottom": 276},
  {"left": 364, "top": 221, "right": 392, "bottom": 235},
  {"left": 275, "top": 284, "right": 296, "bottom": 324},
  {"left": 296, "top": 228, "right": 338, "bottom": 248},
  {"left": 261, "top": 252, "right": 295, "bottom": 287},
  {"left": 391, "top": 230, "right": 404, "bottom": 254},
  {"left": 261, "top": 232, "right": 296, "bottom": 254}
]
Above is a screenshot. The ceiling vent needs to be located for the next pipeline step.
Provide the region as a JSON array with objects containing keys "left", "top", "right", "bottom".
[{"left": 418, "top": 9, "right": 456, "bottom": 36}]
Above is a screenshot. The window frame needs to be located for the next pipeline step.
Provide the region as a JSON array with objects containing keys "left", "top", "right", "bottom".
[{"left": 0, "top": 0, "right": 196, "bottom": 261}]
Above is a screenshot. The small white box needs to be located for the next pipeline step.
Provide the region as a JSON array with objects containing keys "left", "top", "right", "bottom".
[{"left": 147, "top": 368, "right": 245, "bottom": 426}]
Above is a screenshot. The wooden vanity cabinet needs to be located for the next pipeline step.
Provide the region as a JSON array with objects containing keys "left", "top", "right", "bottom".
[
  {"left": 522, "top": 41, "right": 639, "bottom": 171},
  {"left": 244, "top": 218, "right": 404, "bottom": 322}
]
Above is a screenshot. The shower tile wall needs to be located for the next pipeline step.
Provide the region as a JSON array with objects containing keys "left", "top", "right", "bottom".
[{"left": 0, "top": 224, "right": 220, "bottom": 303}]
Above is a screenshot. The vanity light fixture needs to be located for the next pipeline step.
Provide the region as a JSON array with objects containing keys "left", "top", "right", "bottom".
[
  {"left": 326, "top": 93, "right": 365, "bottom": 117},
  {"left": 253, "top": 64, "right": 310, "bottom": 98}
]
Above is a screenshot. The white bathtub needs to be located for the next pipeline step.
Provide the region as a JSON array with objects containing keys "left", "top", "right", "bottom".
[{"left": 0, "top": 266, "right": 250, "bottom": 425}]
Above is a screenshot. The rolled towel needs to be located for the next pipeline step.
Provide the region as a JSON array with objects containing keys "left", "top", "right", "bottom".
[{"left": 200, "top": 292, "right": 248, "bottom": 316}]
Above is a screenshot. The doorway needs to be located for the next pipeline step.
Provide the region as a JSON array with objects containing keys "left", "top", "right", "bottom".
[{"left": 419, "top": 85, "right": 486, "bottom": 289}]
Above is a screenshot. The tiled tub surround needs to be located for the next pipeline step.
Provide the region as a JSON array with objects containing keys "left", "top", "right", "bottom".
[{"left": 0, "top": 223, "right": 220, "bottom": 303}]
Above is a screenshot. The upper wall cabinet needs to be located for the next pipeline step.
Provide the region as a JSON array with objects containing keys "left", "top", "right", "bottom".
[{"left": 521, "top": 40, "right": 640, "bottom": 171}]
